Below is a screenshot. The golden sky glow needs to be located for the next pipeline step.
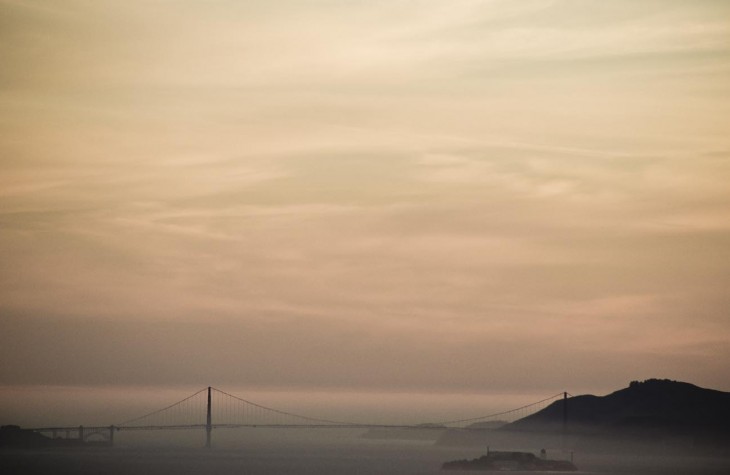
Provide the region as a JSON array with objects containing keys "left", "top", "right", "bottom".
[{"left": 1, "top": 0, "right": 730, "bottom": 423}]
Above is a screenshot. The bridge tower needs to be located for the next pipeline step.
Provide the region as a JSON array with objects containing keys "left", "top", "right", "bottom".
[
  {"left": 562, "top": 391, "right": 568, "bottom": 435},
  {"left": 206, "top": 386, "right": 212, "bottom": 448}
]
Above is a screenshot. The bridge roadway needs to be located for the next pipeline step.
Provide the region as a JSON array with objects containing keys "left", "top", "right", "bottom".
[
  {"left": 32, "top": 423, "right": 451, "bottom": 432},
  {"left": 27, "top": 388, "right": 570, "bottom": 446}
]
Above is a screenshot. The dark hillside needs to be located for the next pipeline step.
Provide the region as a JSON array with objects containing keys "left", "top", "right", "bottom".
[{"left": 505, "top": 379, "right": 730, "bottom": 437}]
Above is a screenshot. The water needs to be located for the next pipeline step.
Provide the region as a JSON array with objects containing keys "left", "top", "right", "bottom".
[
  {"left": 3, "top": 445, "right": 730, "bottom": 474},
  {"left": 0, "top": 444, "right": 455, "bottom": 475},
  {"left": 2, "top": 429, "right": 729, "bottom": 474}
]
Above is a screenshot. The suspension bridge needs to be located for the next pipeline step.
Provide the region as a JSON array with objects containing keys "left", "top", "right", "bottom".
[{"left": 28, "top": 387, "right": 571, "bottom": 448}]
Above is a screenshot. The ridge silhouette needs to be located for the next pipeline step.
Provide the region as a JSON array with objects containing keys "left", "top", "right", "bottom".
[{"left": 505, "top": 379, "right": 730, "bottom": 438}]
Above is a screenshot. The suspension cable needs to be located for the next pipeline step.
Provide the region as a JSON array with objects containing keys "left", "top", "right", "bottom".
[
  {"left": 211, "top": 387, "right": 362, "bottom": 426},
  {"left": 428, "top": 392, "right": 567, "bottom": 426},
  {"left": 116, "top": 387, "right": 208, "bottom": 427},
  {"left": 115, "top": 387, "right": 572, "bottom": 428}
]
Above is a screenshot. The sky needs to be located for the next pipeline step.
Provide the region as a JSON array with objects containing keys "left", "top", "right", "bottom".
[{"left": 1, "top": 0, "right": 730, "bottom": 426}]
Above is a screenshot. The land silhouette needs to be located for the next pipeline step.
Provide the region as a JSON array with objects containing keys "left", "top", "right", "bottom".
[
  {"left": 506, "top": 379, "right": 730, "bottom": 439},
  {"left": 438, "top": 379, "right": 730, "bottom": 454}
]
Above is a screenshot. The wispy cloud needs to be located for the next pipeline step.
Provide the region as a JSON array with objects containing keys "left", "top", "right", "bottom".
[{"left": 1, "top": 0, "right": 729, "bottom": 404}]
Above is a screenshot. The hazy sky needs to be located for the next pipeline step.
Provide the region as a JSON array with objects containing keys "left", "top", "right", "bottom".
[{"left": 1, "top": 0, "right": 730, "bottom": 425}]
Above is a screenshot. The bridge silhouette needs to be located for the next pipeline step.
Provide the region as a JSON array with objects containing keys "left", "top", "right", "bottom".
[{"left": 29, "top": 387, "right": 570, "bottom": 448}]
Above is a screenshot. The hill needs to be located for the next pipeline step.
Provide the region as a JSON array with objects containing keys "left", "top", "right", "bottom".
[
  {"left": 0, "top": 425, "right": 54, "bottom": 448},
  {"left": 0, "top": 425, "right": 111, "bottom": 448},
  {"left": 504, "top": 379, "right": 730, "bottom": 438}
]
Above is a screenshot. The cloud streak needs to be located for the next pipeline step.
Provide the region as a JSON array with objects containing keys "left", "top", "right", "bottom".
[{"left": 1, "top": 1, "right": 729, "bottom": 421}]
